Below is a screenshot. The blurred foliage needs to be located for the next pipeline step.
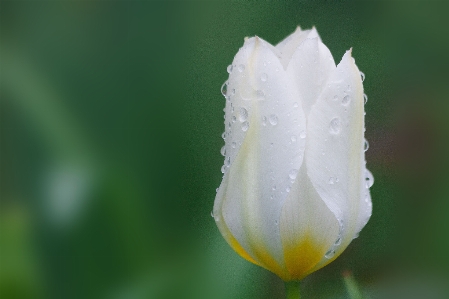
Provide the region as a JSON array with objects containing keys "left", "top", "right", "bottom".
[{"left": 1, "top": 1, "right": 449, "bottom": 299}]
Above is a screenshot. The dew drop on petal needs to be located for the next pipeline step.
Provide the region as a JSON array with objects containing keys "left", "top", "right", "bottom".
[
  {"left": 269, "top": 114, "right": 278, "bottom": 126},
  {"left": 329, "top": 117, "right": 341, "bottom": 134},
  {"left": 329, "top": 177, "right": 334, "bottom": 184},
  {"left": 260, "top": 73, "right": 268, "bottom": 81},
  {"left": 232, "top": 115, "right": 236, "bottom": 123},
  {"left": 364, "top": 93, "right": 368, "bottom": 104},
  {"left": 360, "top": 71, "right": 365, "bottom": 82},
  {"left": 333, "top": 95, "right": 338, "bottom": 101},
  {"left": 365, "top": 169, "right": 374, "bottom": 188},
  {"left": 221, "top": 165, "right": 226, "bottom": 174},
  {"left": 290, "top": 135, "right": 297, "bottom": 142},
  {"left": 289, "top": 169, "right": 298, "bottom": 180},
  {"left": 325, "top": 249, "right": 335, "bottom": 259},
  {"left": 256, "top": 90, "right": 265, "bottom": 100},
  {"left": 225, "top": 156, "right": 231, "bottom": 167},
  {"left": 272, "top": 185, "right": 276, "bottom": 191},
  {"left": 239, "top": 107, "right": 248, "bottom": 122},
  {"left": 241, "top": 121, "right": 249, "bottom": 131},
  {"left": 221, "top": 81, "right": 228, "bottom": 96},
  {"left": 293, "top": 102, "right": 299, "bottom": 108},
  {"left": 364, "top": 139, "right": 369, "bottom": 151},
  {"left": 238, "top": 64, "right": 245, "bottom": 72},
  {"left": 227, "top": 64, "right": 233, "bottom": 74},
  {"left": 299, "top": 130, "right": 306, "bottom": 139},
  {"left": 220, "top": 146, "right": 226, "bottom": 156},
  {"left": 231, "top": 142, "right": 236, "bottom": 148},
  {"left": 342, "top": 95, "right": 351, "bottom": 106},
  {"left": 334, "top": 236, "right": 342, "bottom": 246},
  {"left": 262, "top": 116, "right": 267, "bottom": 126},
  {"left": 286, "top": 186, "right": 291, "bottom": 193}
]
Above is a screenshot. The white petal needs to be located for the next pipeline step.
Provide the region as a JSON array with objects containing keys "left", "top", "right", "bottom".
[
  {"left": 279, "top": 164, "right": 339, "bottom": 280},
  {"left": 286, "top": 37, "right": 336, "bottom": 116},
  {"left": 214, "top": 37, "right": 307, "bottom": 278},
  {"left": 305, "top": 50, "right": 368, "bottom": 271},
  {"left": 276, "top": 27, "right": 310, "bottom": 68}
]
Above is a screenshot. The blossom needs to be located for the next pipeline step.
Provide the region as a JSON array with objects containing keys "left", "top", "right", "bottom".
[{"left": 212, "top": 27, "right": 373, "bottom": 281}]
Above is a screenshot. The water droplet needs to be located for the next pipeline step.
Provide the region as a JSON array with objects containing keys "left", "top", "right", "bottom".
[
  {"left": 274, "top": 220, "right": 278, "bottom": 225},
  {"left": 290, "top": 135, "right": 297, "bottom": 142},
  {"left": 241, "top": 121, "right": 249, "bottom": 131},
  {"left": 239, "top": 107, "right": 248, "bottom": 122},
  {"left": 232, "top": 115, "right": 236, "bottom": 123},
  {"left": 221, "top": 81, "right": 228, "bottom": 96},
  {"left": 363, "top": 93, "right": 368, "bottom": 104},
  {"left": 256, "top": 90, "right": 265, "bottom": 100},
  {"left": 360, "top": 71, "right": 365, "bottom": 82},
  {"left": 272, "top": 185, "right": 276, "bottom": 191},
  {"left": 220, "top": 146, "right": 226, "bottom": 156},
  {"left": 289, "top": 169, "right": 298, "bottom": 180},
  {"left": 227, "top": 64, "right": 233, "bottom": 74},
  {"left": 333, "top": 95, "right": 338, "bottom": 101},
  {"left": 335, "top": 177, "right": 339, "bottom": 183},
  {"left": 325, "top": 249, "right": 335, "bottom": 259},
  {"left": 286, "top": 186, "right": 291, "bottom": 193},
  {"left": 230, "top": 88, "right": 235, "bottom": 96},
  {"left": 225, "top": 156, "right": 231, "bottom": 167},
  {"left": 365, "top": 169, "right": 374, "bottom": 188},
  {"left": 211, "top": 211, "right": 214, "bottom": 218},
  {"left": 364, "top": 139, "right": 369, "bottom": 151},
  {"left": 329, "top": 117, "right": 341, "bottom": 134},
  {"left": 221, "top": 165, "right": 226, "bottom": 173},
  {"left": 342, "top": 95, "right": 351, "bottom": 106},
  {"left": 269, "top": 114, "right": 278, "bottom": 126},
  {"left": 216, "top": 188, "right": 219, "bottom": 193},
  {"left": 262, "top": 116, "right": 267, "bottom": 126},
  {"left": 334, "top": 236, "right": 342, "bottom": 246},
  {"left": 293, "top": 102, "right": 299, "bottom": 108},
  {"left": 221, "top": 132, "right": 226, "bottom": 139},
  {"left": 329, "top": 177, "right": 334, "bottom": 184},
  {"left": 238, "top": 64, "right": 245, "bottom": 72},
  {"left": 299, "top": 131, "right": 306, "bottom": 139},
  {"left": 231, "top": 142, "right": 236, "bottom": 148},
  {"left": 260, "top": 73, "right": 268, "bottom": 81}
]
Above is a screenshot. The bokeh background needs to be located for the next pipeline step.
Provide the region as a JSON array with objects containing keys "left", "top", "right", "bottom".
[{"left": 1, "top": 1, "right": 449, "bottom": 299}]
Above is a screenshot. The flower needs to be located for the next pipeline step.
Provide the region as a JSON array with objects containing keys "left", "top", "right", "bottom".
[{"left": 212, "top": 27, "right": 373, "bottom": 281}]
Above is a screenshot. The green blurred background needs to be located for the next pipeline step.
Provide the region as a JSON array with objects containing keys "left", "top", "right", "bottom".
[{"left": 1, "top": 1, "right": 449, "bottom": 298}]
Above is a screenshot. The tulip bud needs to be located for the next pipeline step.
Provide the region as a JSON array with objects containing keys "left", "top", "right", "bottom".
[{"left": 212, "top": 27, "right": 373, "bottom": 281}]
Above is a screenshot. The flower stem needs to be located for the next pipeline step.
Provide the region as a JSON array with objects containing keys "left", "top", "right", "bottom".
[{"left": 285, "top": 281, "right": 301, "bottom": 299}]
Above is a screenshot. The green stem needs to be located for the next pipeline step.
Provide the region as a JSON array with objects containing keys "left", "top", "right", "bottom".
[{"left": 285, "top": 281, "right": 301, "bottom": 299}]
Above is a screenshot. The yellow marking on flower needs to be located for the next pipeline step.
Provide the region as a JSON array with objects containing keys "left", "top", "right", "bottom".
[
  {"left": 227, "top": 231, "right": 260, "bottom": 266},
  {"left": 283, "top": 234, "right": 326, "bottom": 281}
]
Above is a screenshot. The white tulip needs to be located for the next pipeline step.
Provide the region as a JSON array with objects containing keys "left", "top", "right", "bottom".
[{"left": 212, "top": 27, "right": 373, "bottom": 281}]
